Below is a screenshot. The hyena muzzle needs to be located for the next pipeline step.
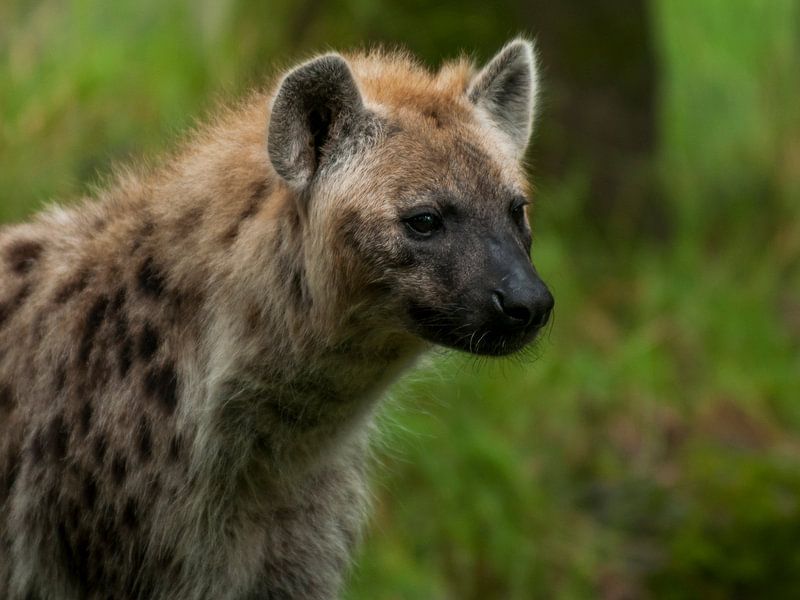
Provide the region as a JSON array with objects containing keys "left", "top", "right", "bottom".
[{"left": 0, "top": 39, "right": 552, "bottom": 599}]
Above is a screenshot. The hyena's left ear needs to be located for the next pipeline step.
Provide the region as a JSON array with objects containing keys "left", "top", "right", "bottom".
[
  {"left": 468, "top": 39, "right": 538, "bottom": 158},
  {"left": 268, "top": 54, "right": 364, "bottom": 188}
]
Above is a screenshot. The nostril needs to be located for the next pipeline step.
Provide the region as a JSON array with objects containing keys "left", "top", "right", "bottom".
[
  {"left": 492, "top": 290, "right": 532, "bottom": 326},
  {"left": 505, "top": 304, "right": 532, "bottom": 324}
]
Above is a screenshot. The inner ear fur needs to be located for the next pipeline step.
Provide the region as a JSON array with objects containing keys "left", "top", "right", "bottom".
[
  {"left": 268, "top": 54, "right": 364, "bottom": 188},
  {"left": 468, "top": 39, "right": 538, "bottom": 158}
]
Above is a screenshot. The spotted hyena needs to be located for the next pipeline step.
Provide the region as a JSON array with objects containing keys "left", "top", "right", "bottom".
[{"left": 0, "top": 39, "right": 553, "bottom": 599}]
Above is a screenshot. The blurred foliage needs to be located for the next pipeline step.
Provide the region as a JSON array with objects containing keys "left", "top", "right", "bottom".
[{"left": 1, "top": 0, "right": 799, "bottom": 598}]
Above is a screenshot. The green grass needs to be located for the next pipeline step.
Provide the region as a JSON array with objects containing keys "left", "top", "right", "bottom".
[
  {"left": 2, "top": 1, "right": 799, "bottom": 598},
  {"left": 653, "top": 0, "right": 800, "bottom": 239}
]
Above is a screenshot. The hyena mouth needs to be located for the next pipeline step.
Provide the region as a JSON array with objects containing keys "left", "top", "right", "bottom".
[{"left": 407, "top": 301, "right": 545, "bottom": 356}]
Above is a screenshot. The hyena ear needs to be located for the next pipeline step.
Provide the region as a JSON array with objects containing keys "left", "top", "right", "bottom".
[
  {"left": 268, "top": 54, "right": 364, "bottom": 188},
  {"left": 467, "top": 39, "right": 538, "bottom": 158}
]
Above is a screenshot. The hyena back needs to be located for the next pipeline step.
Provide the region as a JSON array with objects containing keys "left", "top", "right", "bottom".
[{"left": 0, "top": 39, "right": 553, "bottom": 599}]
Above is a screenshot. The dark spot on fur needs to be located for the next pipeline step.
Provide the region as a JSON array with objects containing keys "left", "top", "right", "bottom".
[
  {"left": 332, "top": 340, "right": 354, "bottom": 355},
  {"left": 275, "top": 252, "right": 293, "bottom": 281},
  {"left": 54, "top": 269, "right": 90, "bottom": 304},
  {"left": 66, "top": 500, "right": 83, "bottom": 530},
  {"left": 14, "top": 282, "right": 32, "bottom": 305},
  {"left": 175, "top": 206, "right": 204, "bottom": 238},
  {"left": 1, "top": 451, "right": 20, "bottom": 502},
  {"left": 79, "top": 295, "right": 109, "bottom": 362},
  {"left": 96, "top": 513, "right": 115, "bottom": 545},
  {"left": 6, "top": 239, "right": 43, "bottom": 274},
  {"left": 222, "top": 225, "right": 238, "bottom": 242},
  {"left": 168, "top": 434, "right": 183, "bottom": 463},
  {"left": 111, "top": 453, "right": 127, "bottom": 485},
  {"left": 30, "top": 312, "right": 46, "bottom": 344},
  {"left": 75, "top": 531, "right": 92, "bottom": 587},
  {"left": 0, "top": 383, "right": 12, "bottom": 413},
  {"left": 252, "top": 433, "right": 273, "bottom": 463},
  {"left": 147, "top": 477, "right": 161, "bottom": 499},
  {"left": 92, "top": 212, "right": 110, "bottom": 231},
  {"left": 383, "top": 121, "right": 403, "bottom": 138},
  {"left": 289, "top": 373, "right": 343, "bottom": 405},
  {"left": 144, "top": 363, "right": 178, "bottom": 414},
  {"left": 55, "top": 364, "right": 67, "bottom": 393},
  {"left": 109, "top": 287, "right": 126, "bottom": 318},
  {"left": 57, "top": 520, "right": 91, "bottom": 589},
  {"left": 222, "top": 179, "right": 269, "bottom": 242},
  {"left": 79, "top": 402, "right": 92, "bottom": 437},
  {"left": 137, "top": 323, "right": 160, "bottom": 361},
  {"left": 107, "top": 289, "right": 134, "bottom": 377},
  {"left": 271, "top": 401, "right": 321, "bottom": 429},
  {"left": 56, "top": 523, "right": 76, "bottom": 576},
  {"left": 48, "top": 414, "right": 69, "bottom": 460},
  {"left": 118, "top": 334, "right": 133, "bottom": 378},
  {"left": 170, "top": 284, "right": 204, "bottom": 320},
  {"left": 87, "top": 558, "right": 107, "bottom": 590},
  {"left": 249, "top": 178, "right": 270, "bottom": 203},
  {"left": 339, "top": 208, "right": 368, "bottom": 253},
  {"left": 291, "top": 268, "right": 311, "bottom": 308},
  {"left": 246, "top": 304, "right": 262, "bottom": 331},
  {"left": 275, "top": 250, "right": 311, "bottom": 309},
  {"left": 93, "top": 433, "right": 107, "bottom": 466},
  {"left": 422, "top": 107, "right": 444, "bottom": 128},
  {"left": 82, "top": 475, "right": 97, "bottom": 509},
  {"left": 244, "top": 181, "right": 268, "bottom": 216},
  {"left": 132, "top": 220, "right": 155, "bottom": 253},
  {"left": 68, "top": 463, "right": 81, "bottom": 480},
  {"left": 0, "top": 282, "right": 33, "bottom": 327},
  {"left": 154, "top": 546, "right": 180, "bottom": 577},
  {"left": 40, "top": 480, "right": 56, "bottom": 508},
  {"left": 30, "top": 428, "right": 45, "bottom": 462},
  {"left": 122, "top": 497, "right": 139, "bottom": 529},
  {"left": 137, "top": 256, "right": 166, "bottom": 298},
  {"left": 137, "top": 415, "right": 152, "bottom": 462},
  {"left": 87, "top": 353, "right": 112, "bottom": 394},
  {"left": 67, "top": 498, "right": 81, "bottom": 529}
]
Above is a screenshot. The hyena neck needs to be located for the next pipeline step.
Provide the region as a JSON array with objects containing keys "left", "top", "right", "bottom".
[{"left": 201, "top": 194, "right": 424, "bottom": 485}]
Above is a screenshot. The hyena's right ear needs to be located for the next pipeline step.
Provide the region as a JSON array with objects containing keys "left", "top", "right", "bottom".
[
  {"left": 468, "top": 39, "right": 538, "bottom": 159},
  {"left": 268, "top": 54, "right": 364, "bottom": 188}
]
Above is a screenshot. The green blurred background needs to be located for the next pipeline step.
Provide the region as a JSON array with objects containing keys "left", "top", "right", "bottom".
[{"left": 2, "top": 1, "right": 799, "bottom": 598}]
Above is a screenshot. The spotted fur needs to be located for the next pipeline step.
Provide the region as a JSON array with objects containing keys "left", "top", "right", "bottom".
[{"left": 0, "top": 39, "right": 547, "bottom": 599}]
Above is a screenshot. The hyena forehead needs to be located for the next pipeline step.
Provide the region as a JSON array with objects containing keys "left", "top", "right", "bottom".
[{"left": 353, "top": 50, "right": 535, "bottom": 186}]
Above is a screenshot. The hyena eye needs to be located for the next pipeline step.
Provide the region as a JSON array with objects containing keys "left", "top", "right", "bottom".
[
  {"left": 510, "top": 197, "right": 529, "bottom": 226},
  {"left": 404, "top": 212, "right": 443, "bottom": 237}
]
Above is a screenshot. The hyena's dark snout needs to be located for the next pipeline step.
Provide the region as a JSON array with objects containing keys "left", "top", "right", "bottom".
[{"left": 489, "top": 260, "right": 554, "bottom": 334}]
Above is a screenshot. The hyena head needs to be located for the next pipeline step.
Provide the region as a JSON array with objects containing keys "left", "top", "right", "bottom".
[{"left": 268, "top": 40, "right": 554, "bottom": 356}]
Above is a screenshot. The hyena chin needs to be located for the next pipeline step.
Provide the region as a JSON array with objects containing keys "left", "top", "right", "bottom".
[{"left": 0, "top": 39, "right": 552, "bottom": 599}]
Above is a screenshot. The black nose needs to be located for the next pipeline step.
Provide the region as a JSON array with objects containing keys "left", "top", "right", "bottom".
[{"left": 491, "top": 281, "right": 554, "bottom": 330}]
